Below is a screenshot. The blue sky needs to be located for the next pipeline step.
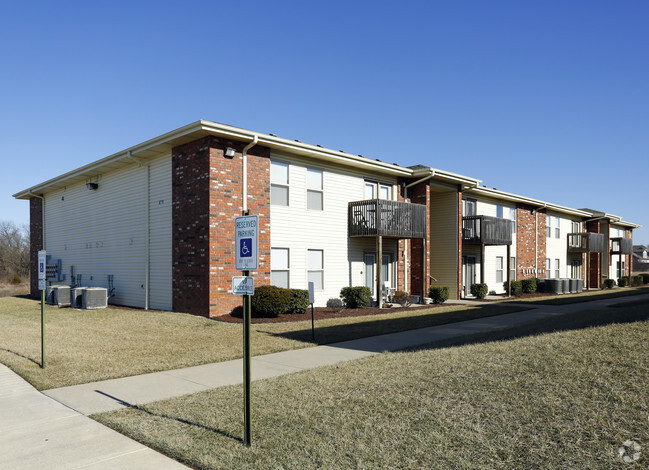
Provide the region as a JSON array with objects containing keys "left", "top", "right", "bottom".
[{"left": 2, "top": 1, "right": 647, "bottom": 243}]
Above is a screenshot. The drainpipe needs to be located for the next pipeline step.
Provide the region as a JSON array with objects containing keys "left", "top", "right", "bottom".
[
  {"left": 242, "top": 135, "right": 259, "bottom": 214},
  {"left": 127, "top": 152, "right": 150, "bottom": 310},
  {"left": 28, "top": 191, "right": 46, "bottom": 254},
  {"left": 403, "top": 171, "right": 435, "bottom": 294}
]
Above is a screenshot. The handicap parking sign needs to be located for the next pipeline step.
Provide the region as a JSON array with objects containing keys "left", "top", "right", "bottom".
[
  {"left": 240, "top": 238, "right": 252, "bottom": 258},
  {"left": 235, "top": 215, "right": 258, "bottom": 270}
]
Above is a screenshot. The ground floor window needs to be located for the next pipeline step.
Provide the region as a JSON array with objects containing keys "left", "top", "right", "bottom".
[
  {"left": 570, "top": 259, "right": 581, "bottom": 279},
  {"left": 271, "top": 248, "right": 289, "bottom": 288},
  {"left": 616, "top": 260, "right": 625, "bottom": 279},
  {"left": 554, "top": 259, "right": 560, "bottom": 279},
  {"left": 308, "top": 249, "right": 324, "bottom": 290},
  {"left": 546, "top": 258, "right": 551, "bottom": 279},
  {"left": 510, "top": 256, "right": 516, "bottom": 281},
  {"left": 496, "top": 256, "right": 504, "bottom": 283}
]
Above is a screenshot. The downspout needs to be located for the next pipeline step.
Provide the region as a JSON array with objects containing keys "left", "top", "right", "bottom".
[
  {"left": 127, "top": 151, "right": 150, "bottom": 310},
  {"left": 535, "top": 203, "right": 546, "bottom": 275},
  {"left": 28, "top": 191, "right": 46, "bottom": 250},
  {"left": 242, "top": 135, "right": 259, "bottom": 214},
  {"left": 403, "top": 171, "right": 435, "bottom": 294}
]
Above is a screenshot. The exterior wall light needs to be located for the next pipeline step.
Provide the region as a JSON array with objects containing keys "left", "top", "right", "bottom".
[
  {"left": 225, "top": 147, "right": 236, "bottom": 158},
  {"left": 86, "top": 182, "right": 99, "bottom": 190}
]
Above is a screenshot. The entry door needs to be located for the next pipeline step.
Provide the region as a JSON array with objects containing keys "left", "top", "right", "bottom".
[
  {"left": 364, "top": 254, "right": 375, "bottom": 296},
  {"left": 462, "top": 256, "right": 476, "bottom": 298}
]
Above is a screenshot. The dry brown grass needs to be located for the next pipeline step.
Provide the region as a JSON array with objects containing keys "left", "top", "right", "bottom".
[{"left": 0, "top": 281, "right": 29, "bottom": 298}]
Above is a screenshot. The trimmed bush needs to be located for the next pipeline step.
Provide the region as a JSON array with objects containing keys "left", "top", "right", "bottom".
[
  {"left": 642, "top": 273, "right": 649, "bottom": 284},
  {"left": 470, "top": 283, "right": 488, "bottom": 299},
  {"left": 286, "top": 289, "right": 309, "bottom": 314},
  {"left": 340, "top": 286, "right": 372, "bottom": 309},
  {"left": 251, "top": 285, "right": 291, "bottom": 317},
  {"left": 326, "top": 297, "right": 344, "bottom": 312},
  {"left": 9, "top": 274, "right": 22, "bottom": 284},
  {"left": 631, "top": 275, "right": 643, "bottom": 286},
  {"left": 618, "top": 277, "right": 629, "bottom": 288},
  {"left": 393, "top": 290, "right": 412, "bottom": 307},
  {"left": 604, "top": 279, "right": 616, "bottom": 289},
  {"left": 503, "top": 281, "right": 522, "bottom": 295},
  {"left": 428, "top": 286, "right": 449, "bottom": 304},
  {"left": 521, "top": 278, "right": 537, "bottom": 294}
]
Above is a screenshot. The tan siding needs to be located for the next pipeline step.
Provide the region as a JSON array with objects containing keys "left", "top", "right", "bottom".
[{"left": 429, "top": 190, "right": 459, "bottom": 299}]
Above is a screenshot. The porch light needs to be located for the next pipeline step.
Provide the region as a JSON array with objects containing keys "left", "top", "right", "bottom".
[
  {"left": 86, "top": 182, "right": 98, "bottom": 190},
  {"left": 225, "top": 147, "right": 236, "bottom": 158}
]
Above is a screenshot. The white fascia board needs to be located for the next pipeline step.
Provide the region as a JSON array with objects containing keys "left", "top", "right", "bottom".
[
  {"left": 467, "top": 187, "right": 592, "bottom": 217},
  {"left": 410, "top": 166, "right": 482, "bottom": 187}
]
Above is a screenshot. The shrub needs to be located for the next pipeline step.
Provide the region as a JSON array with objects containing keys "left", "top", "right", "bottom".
[
  {"left": 326, "top": 297, "right": 344, "bottom": 312},
  {"left": 428, "top": 286, "right": 449, "bottom": 304},
  {"left": 618, "top": 277, "right": 629, "bottom": 288},
  {"left": 9, "top": 274, "right": 22, "bottom": 284},
  {"left": 604, "top": 279, "right": 616, "bottom": 289},
  {"left": 286, "top": 289, "right": 309, "bottom": 314},
  {"left": 642, "top": 273, "right": 649, "bottom": 284},
  {"left": 631, "top": 275, "right": 643, "bottom": 286},
  {"left": 521, "top": 278, "right": 537, "bottom": 294},
  {"left": 503, "top": 281, "right": 522, "bottom": 295},
  {"left": 393, "top": 290, "right": 412, "bottom": 307},
  {"left": 470, "top": 283, "right": 488, "bottom": 299},
  {"left": 340, "top": 286, "right": 372, "bottom": 309},
  {"left": 251, "top": 285, "right": 291, "bottom": 317}
]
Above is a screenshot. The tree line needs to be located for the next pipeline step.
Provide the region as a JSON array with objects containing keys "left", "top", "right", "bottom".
[{"left": 0, "top": 221, "right": 30, "bottom": 281}]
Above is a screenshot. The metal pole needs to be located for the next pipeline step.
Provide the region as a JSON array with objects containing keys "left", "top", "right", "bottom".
[
  {"left": 243, "top": 270, "right": 251, "bottom": 446},
  {"left": 41, "top": 289, "right": 45, "bottom": 368},
  {"left": 311, "top": 304, "right": 315, "bottom": 340}
]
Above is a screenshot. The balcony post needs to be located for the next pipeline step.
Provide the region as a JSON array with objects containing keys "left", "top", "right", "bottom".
[
  {"left": 480, "top": 243, "right": 485, "bottom": 285},
  {"left": 506, "top": 244, "right": 511, "bottom": 297},
  {"left": 376, "top": 235, "right": 383, "bottom": 308}
]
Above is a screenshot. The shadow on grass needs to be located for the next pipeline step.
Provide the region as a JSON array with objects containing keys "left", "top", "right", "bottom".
[
  {"left": 94, "top": 390, "right": 242, "bottom": 444},
  {"left": 0, "top": 348, "right": 40, "bottom": 366},
  {"left": 520, "top": 286, "right": 649, "bottom": 305},
  {"left": 258, "top": 304, "right": 531, "bottom": 347},
  {"left": 408, "top": 302, "right": 649, "bottom": 354}
]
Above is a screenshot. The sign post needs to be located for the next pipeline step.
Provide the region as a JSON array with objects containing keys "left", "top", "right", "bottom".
[
  {"left": 38, "top": 250, "right": 46, "bottom": 368},
  {"left": 235, "top": 214, "right": 258, "bottom": 447},
  {"left": 308, "top": 282, "right": 315, "bottom": 340}
]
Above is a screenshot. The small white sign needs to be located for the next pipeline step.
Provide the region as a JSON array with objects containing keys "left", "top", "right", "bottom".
[
  {"left": 38, "top": 250, "right": 47, "bottom": 280},
  {"left": 38, "top": 279, "right": 46, "bottom": 291},
  {"left": 232, "top": 276, "right": 254, "bottom": 295},
  {"left": 235, "top": 215, "right": 259, "bottom": 271},
  {"left": 308, "top": 281, "right": 315, "bottom": 304}
]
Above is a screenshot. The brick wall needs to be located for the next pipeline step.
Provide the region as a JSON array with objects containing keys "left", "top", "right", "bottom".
[
  {"left": 29, "top": 197, "right": 43, "bottom": 298},
  {"left": 409, "top": 181, "right": 430, "bottom": 299},
  {"left": 456, "top": 189, "right": 462, "bottom": 299},
  {"left": 515, "top": 205, "right": 547, "bottom": 279},
  {"left": 586, "top": 220, "right": 600, "bottom": 288},
  {"left": 625, "top": 228, "right": 632, "bottom": 276},
  {"left": 172, "top": 136, "right": 270, "bottom": 317}
]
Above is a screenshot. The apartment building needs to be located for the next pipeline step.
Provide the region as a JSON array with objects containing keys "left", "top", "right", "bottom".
[{"left": 13, "top": 121, "right": 640, "bottom": 316}]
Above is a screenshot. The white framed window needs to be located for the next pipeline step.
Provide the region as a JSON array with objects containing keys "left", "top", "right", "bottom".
[
  {"left": 496, "top": 256, "right": 504, "bottom": 283},
  {"left": 497, "top": 205, "right": 516, "bottom": 233},
  {"left": 571, "top": 221, "right": 580, "bottom": 233},
  {"left": 510, "top": 256, "right": 516, "bottom": 281},
  {"left": 364, "top": 181, "right": 392, "bottom": 200},
  {"left": 570, "top": 259, "right": 581, "bottom": 278},
  {"left": 270, "top": 248, "right": 289, "bottom": 288},
  {"left": 307, "top": 249, "right": 324, "bottom": 290},
  {"left": 379, "top": 184, "right": 391, "bottom": 200},
  {"left": 463, "top": 198, "right": 476, "bottom": 216},
  {"left": 271, "top": 161, "right": 289, "bottom": 206},
  {"left": 364, "top": 182, "right": 376, "bottom": 199},
  {"left": 616, "top": 260, "right": 625, "bottom": 278},
  {"left": 554, "top": 216, "right": 560, "bottom": 239},
  {"left": 546, "top": 216, "right": 552, "bottom": 238},
  {"left": 307, "top": 168, "right": 323, "bottom": 211},
  {"left": 554, "top": 259, "right": 560, "bottom": 279},
  {"left": 546, "top": 258, "right": 551, "bottom": 279}
]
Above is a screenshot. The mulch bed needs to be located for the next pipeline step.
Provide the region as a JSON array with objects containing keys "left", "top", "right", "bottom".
[{"left": 217, "top": 304, "right": 439, "bottom": 324}]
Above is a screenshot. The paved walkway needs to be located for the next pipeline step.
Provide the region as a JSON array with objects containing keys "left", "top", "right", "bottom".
[{"left": 2, "top": 292, "right": 645, "bottom": 469}]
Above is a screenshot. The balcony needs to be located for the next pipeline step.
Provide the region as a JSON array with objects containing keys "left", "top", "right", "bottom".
[
  {"left": 348, "top": 199, "right": 427, "bottom": 239},
  {"left": 610, "top": 237, "right": 632, "bottom": 254},
  {"left": 462, "top": 215, "right": 512, "bottom": 245},
  {"left": 567, "top": 232, "right": 606, "bottom": 253}
]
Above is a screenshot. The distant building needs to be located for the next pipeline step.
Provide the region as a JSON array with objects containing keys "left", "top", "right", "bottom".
[{"left": 633, "top": 245, "right": 649, "bottom": 273}]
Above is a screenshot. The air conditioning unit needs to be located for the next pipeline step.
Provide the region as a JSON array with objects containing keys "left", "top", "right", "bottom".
[
  {"left": 82, "top": 287, "right": 108, "bottom": 309},
  {"left": 70, "top": 287, "right": 85, "bottom": 309},
  {"left": 52, "top": 286, "right": 71, "bottom": 307},
  {"left": 45, "top": 286, "right": 55, "bottom": 305}
]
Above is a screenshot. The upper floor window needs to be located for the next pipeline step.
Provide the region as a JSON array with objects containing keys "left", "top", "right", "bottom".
[
  {"left": 571, "top": 221, "right": 581, "bottom": 233},
  {"left": 365, "top": 181, "right": 391, "bottom": 200},
  {"left": 547, "top": 215, "right": 560, "bottom": 239},
  {"left": 462, "top": 198, "right": 476, "bottom": 216},
  {"left": 307, "top": 168, "right": 323, "bottom": 211},
  {"left": 497, "top": 204, "right": 516, "bottom": 233},
  {"left": 554, "top": 216, "right": 560, "bottom": 239},
  {"left": 271, "top": 161, "right": 289, "bottom": 206}
]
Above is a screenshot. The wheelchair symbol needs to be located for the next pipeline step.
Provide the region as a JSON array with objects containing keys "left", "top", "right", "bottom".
[{"left": 239, "top": 238, "right": 252, "bottom": 258}]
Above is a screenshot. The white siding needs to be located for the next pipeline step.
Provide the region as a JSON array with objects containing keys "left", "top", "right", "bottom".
[
  {"left": 44, "top": 154, "right": 172, "bottom": 310},
  {"left": 546, "top": 212, "right": 572, "bottom": 279},
  {"left": 270, "top": 155, "right": 398, "bottom": 306},
  {"left": 430, "top": 190, "right": 459, "bottom": 299}
]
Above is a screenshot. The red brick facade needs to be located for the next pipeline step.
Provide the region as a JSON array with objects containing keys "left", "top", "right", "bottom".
[
  {"left": 29, "top": 197, "right": 43, "bottom": 299},
  {"left": 586, "top": 220, "right": 600, "bottom": 288},
  {"left": 409, "top": 181, "right": 431, "bottom": 299},
  {"left": 172, "top": 136, "right": 270, "bottom": 317},
  {"left": 515, "top": 205, "right": 547, "bottom": 279}
]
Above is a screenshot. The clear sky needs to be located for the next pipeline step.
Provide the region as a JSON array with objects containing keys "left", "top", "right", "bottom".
[{"left": 1, "top": 1, "right": 647, "bottom": 243}]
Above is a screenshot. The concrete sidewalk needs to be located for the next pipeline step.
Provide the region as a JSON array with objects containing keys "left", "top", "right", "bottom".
[
  {"left": 0, "top": 364, "right": 189, "bottom": 470},
  {"left": 43, "top": 293, "right": 648, "bottom": 416}
]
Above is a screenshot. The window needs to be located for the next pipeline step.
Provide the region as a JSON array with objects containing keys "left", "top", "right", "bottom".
[
  {"left": 497, "top": 205, "right": 503, "bottom": 218},
  {"left": 271, "top": 161, "right": 289, "bottom": 206},
  {"left": 307, "top": 168, "right": 323, "bottom": 210},
  {"left": 546, "top": 258, "right": 551, "bottom": 279},
  {"left": 571, "top": 221, "right": 580, "bottom": 233},
  {"left": 616, "top": 260, "right": 625, "bottom": 278},
  {"left": 307, "top": 249, "right": 324, "bottom": 290},
  {"left": 364, "top": 181, "right": 391, "bottom": 200},
  {"left": 554, "top": 216, "right": 560, "bottom": 239},
  {"left": 570, "top": 259, "right": 581, "bottom": 279},
  {"left": 496, "top": 256, "right": 503, "bottom": 283},
  {"left": 270, "top": 248, "right": 289, "bottom": 288},
  {"left": 463, "top": 198, "right": 476, "bottom": 216},
  {"left": 364, "top": 182, "right": 376, "bottom": 199},
  {"left": 497, "top": 205, "right": 516, "bottom": 233},
  {"left": 547, "top": 215, "right": 560, "bottom": 238},
  {"left": 554, "top": 259, "right": 560, "bottom": 279},
  {"left": 546, "top": 217, "right": 552, "bottom": 238},
  {"left": 379, "top": 184, "right": 390, "bottom": 200},
  {"left": 510, "top": 256, "right": 516, "bottom": 281}
]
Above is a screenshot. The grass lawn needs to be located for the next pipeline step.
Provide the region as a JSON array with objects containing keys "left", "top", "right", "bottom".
[
  {"left": 93, "top": 302, "right": 649, "bottom": 469},
  {"left": 0, "top": 296, "right": 524, "bottom": 390},
  {"left": 508, "top": 285, "right": 649, "bottom": 305}
]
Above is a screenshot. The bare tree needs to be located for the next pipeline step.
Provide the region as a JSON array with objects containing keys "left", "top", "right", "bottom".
[{"left": 0, "top": 221, "right": 30, "bottom": 279}]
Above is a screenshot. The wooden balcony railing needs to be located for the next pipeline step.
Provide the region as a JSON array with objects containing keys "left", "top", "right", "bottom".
[
  {"left": 567, "top": 232, "right": 606, "bottom": 253},
  {"left": 462, "top": 215, "right": 512, "bottom": 245},
  {"left": 610, "top": 237, "right": 632, "bottom": 254},
  {"left": 348, "top": 199, "right": 427, "bottom": 239}
]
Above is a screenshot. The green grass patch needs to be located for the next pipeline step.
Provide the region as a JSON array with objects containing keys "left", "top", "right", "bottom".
[
  {"left": 94, "top": 302, "right": 649, "bottom": 469},
  {"left": 0, "top": 297, "right": 523, "bottom": 390},
  {"left": 510, "top": 286, "right": 649, "bottom": 305}
]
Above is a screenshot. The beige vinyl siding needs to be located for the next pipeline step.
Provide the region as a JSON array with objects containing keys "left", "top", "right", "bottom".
[
  {"left": 545, "top": 212, "right": 572, "bottom": 279},
  {"left": 43, "top": 154, "right": 172, "bottom": 309},
  {"left": 429, "top": 190, "right": 459, "bottom": 299},
  {"left": 270, "top": 154, "right": 397, "bottom": 306}
]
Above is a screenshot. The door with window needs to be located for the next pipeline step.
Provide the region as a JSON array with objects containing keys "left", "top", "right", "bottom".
[
  {"left": 462, "top": 256, "right": 476, "bottom": 298},
  {"left": 364, "top": 253, "right": 393, "bottom": 299}
]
